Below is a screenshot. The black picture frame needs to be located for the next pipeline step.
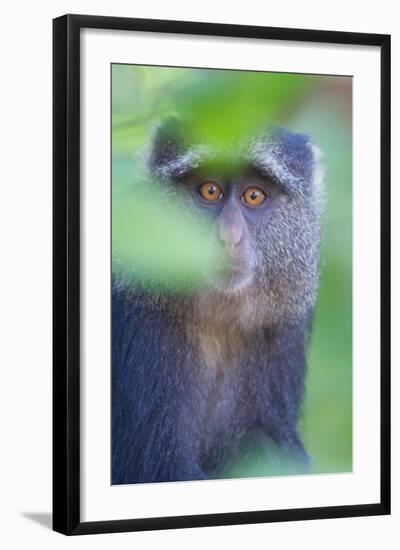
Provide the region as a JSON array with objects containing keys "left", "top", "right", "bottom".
[{"left": 53, "top": 13, "right": 391, "bottom": 536}]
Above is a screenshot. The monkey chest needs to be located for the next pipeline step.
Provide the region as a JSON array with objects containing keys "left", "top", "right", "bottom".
[{"left": 195, "top": 333, "right": 256, "bottom": 432}]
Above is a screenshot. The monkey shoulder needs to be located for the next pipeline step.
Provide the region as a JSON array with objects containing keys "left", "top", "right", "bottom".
[{"left": 112, "top": 277, "right": 188, "bottom": 381}]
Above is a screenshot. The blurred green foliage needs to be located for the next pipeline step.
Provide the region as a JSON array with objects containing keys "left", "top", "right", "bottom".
[
  {"left": 113, "top": 177, "right": 225, "bottom": 291},
  {"left": 112, "top": 64, "right": 352, "bottom": 477}
]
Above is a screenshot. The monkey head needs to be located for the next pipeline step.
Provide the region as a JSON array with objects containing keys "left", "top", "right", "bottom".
[{"left": 148, "top": 117, "right": 324, "bottom": 324}]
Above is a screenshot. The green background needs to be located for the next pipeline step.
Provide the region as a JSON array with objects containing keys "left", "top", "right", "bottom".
[{"left": 112, "top": 64, "right": 352, "bottom": 477}]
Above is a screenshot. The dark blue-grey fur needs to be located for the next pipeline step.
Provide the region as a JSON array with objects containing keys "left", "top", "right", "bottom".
[{"left": 112, "top": 118, "right": 323, "bottom": 485}]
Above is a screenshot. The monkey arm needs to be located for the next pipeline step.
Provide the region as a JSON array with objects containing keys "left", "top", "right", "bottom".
[
  {"left": 252, "top": 319, "right": 311, "bottom": 466},
  {"left": 111, "top": 281, "right": 207, "bottom": 484}
]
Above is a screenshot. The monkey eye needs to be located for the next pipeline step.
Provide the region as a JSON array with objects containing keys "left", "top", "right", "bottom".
[
  {"left": 198, "top": 181, "right": 223, "bottom": 202},
  {"left": 242, "top": 187, "right": 266, "bottom": 206}
]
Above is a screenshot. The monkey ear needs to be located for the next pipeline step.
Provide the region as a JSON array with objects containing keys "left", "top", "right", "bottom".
[
  {"left": 249, "top": 124, "right": 321, "bottom": 193},
  {"left": 252, "top": 126, "right": 323, "bottom": 195},
  {"left": 274, "top": 128, "right": 324, "bottom": 208},
  {"left": 148, "top": 117, "right": 195, "bottom": 179},
  {"left": 275, "top": 128, "right": 318, "bottom": 183}
]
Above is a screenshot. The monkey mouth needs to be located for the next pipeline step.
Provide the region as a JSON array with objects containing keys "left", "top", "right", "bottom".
[{"left": 207, "top": 262, "right": 254, "bottom": 293}]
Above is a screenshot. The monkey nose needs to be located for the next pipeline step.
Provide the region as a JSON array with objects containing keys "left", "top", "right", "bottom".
[{"left": 218, "top": 223, "right": 243, "bottom": 248}]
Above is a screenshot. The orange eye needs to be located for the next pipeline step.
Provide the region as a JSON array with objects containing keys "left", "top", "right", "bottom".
[
  {"left": 199, "top": 181, "right": 223, "bottom": 202},
  {"left": 243, "top": 187, "right": 266, "bottom": 206}
]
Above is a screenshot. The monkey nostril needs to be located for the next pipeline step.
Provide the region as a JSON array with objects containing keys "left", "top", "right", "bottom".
[
  {"left": 219, "top": 227, "right": 242, "bottom": 248},
  {"left": 221, "top": 233, "right": 243, "bottom": 258},
  {"left": 232, "top": 232, "right": 242, "bottom": 246}
]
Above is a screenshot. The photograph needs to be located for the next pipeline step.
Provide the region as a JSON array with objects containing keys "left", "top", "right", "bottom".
[{"left": 111, "top": 64, "right": 353, "bottom": 485}]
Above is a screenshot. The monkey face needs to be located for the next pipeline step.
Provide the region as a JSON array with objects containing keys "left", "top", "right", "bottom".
[
  {"left": 177, "top": 169, "right": 283, "bottom": 293},
  {"left": 148, "top": 118, "right": 323, "bottom": 317}
]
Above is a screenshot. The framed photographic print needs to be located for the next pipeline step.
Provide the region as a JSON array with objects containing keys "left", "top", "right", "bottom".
[{"left": 53, "top": 14, "right": 391, "bottom": 535}]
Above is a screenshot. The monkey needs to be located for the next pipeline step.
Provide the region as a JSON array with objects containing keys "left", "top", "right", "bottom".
[{"left": 111, "top": 117, "right": 324, "bottom": 484}]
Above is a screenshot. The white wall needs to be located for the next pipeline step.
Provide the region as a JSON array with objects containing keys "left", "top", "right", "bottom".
[{"left": 0, "top": 0, "right": 398, "bottom": 548}]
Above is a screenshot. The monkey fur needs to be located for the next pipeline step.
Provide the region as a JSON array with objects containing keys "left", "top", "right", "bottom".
[{"left": 112, "top": 118, "right": 324, "bottom": 484}]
